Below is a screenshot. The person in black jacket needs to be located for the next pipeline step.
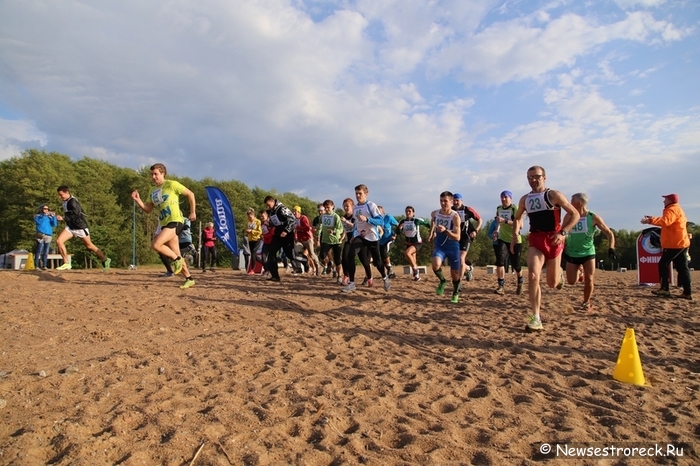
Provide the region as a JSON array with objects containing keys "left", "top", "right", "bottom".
[
  {"left": 264, "top": 196, "right": 297, "bottom": 281},
  {"left": 55, "top": 185, "right": 110, "bottom": 271}
]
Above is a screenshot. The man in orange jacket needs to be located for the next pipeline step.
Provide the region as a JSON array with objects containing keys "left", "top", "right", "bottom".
[{"left": 641, "top": 193, "right": 692, "bottom": 300}]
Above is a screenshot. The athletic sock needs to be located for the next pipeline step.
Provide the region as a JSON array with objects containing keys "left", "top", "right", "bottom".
[
  {"left": 434, "top": 269, "right": 445, "bottom": 281},
  {"left": 498, "top": 278, "right": 505, "bottom": 286}
]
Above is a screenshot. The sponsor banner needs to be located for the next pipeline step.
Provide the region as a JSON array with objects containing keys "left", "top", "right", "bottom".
[
  {"left": 205, "top": 186, "right": 239, "bottom": 256},
  {"left": 636, "top": 227, "right": 672, "bottom": 285}
]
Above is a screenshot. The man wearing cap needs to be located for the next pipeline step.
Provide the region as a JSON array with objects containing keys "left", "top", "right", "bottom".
[
  {"left": 512, "top": 166, "right": 580, "bottom": 331},
  {"left": 493, "top": 190, "right": 524, "bottom": 295},
  {"left": 641, "top": 194, "right": 692, "bottom": 300},
  {"left": 452, "top": 193, "right": 482, "bottom": 283},
  {"left": 293, "top": 205, "right": 320, "bottom": 275}
]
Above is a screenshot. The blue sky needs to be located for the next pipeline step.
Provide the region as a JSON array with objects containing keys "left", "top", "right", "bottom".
[{"left": 1, "top": 0, "right": 698, "bottom": 231}]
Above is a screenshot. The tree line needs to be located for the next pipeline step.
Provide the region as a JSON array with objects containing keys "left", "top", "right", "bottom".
[
  {"left": 0, "top": 150, "right": 320, "bottom": 268},
  {"left": 1, "top": 150, "right": 697, "bottom": 271}
]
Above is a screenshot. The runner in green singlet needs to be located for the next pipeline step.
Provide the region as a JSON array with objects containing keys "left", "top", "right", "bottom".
[{"left": 563, "top": 193, "right": 616, "bottom": 311}]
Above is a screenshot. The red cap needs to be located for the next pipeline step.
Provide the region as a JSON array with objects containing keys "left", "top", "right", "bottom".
[{"left": 662, "top": 194, "right": 679, "bottom": 203}]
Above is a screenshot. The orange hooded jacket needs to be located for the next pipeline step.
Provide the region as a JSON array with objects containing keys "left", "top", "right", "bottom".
[{"left": 649, "top": 203, "right": 690, "bottom": 249}]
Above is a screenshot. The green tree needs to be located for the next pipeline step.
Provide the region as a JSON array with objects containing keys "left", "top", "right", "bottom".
[
  {"left": 0, "top": 149, "right": 74, "bottom": 252},
  {"left": 0, "top": 150, "right": 327, "bottom": 270}
]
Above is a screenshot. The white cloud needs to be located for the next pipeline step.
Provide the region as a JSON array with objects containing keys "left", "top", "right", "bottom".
[
  {"left": 0, "top": 118, "right": 47, "bottom": 160},
  {"left": 614, "top": 0, "right": 668, "bottom": 9},
  {"left": 429, "top": 10, "right": 686, "bottom": 86},
  {"left": 0, "top": 0, "right": 697, "bottom": 228}
]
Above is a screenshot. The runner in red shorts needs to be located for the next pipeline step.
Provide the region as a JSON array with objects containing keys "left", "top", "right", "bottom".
[{"left": 512, "top": 166, "right": 579, "bottom": 331}]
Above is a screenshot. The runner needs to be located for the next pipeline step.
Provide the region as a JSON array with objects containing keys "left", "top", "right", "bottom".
[
  {"left": 452, "top": 193, "right": 482, "bottom": 283},
  {"left": 397, "top": 206, "right": 430, "bottom": 281},
  {"left": 293, "top": 206, "right": 320, "bottom": 275},
  {"left": 341, "top": 184, "right": 391, "bottom": 292},
  {"left": 55, "top": 185, "right": 111, "bottom": 272},
  {"left": 563, "top": 193, "right": 617, "bottom": 310},
  {"left": 260, "top": 210, "right": 274, "bottom": 276},
  {"left": 493, "top": 190, "right": 524, "bottom": 295},
  {"left": 264, "top": 196, "right": 297, "bottom": 282},
  {"left": 512, "top": 166, "right": 580, "bottom": 330},
  {"left": 428, "top": 191, "right": 462, "bottom": 304},
  {"left": 378, "top": 206, "right": 399, "bottom": 279},
  {"left": 318, "top": 199, "right": 345, "bottom": 283},
  {"left": 131, "top": 163, "right": 196, "bottom": 289},
  {"left": 339, "top": 198, "right": 355, "bottom": 286}
]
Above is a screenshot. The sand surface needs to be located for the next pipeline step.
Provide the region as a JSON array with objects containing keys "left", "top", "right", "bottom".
[{"left": 0, "top": 266, "right": 698, "bottom": 465}]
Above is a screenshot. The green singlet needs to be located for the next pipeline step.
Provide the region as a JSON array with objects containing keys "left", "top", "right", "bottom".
[{"left": 565, "top": 211, "right": 597, "bottom": 258}]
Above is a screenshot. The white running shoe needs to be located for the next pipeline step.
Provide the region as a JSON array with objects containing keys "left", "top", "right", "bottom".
[{"left": 341, "top": 282, "right": 357, "bottom": 293}]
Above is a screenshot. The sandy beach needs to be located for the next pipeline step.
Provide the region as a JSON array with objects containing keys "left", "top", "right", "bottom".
[{"left": 0, "top": 266, "right": 698, "bottom": 465}]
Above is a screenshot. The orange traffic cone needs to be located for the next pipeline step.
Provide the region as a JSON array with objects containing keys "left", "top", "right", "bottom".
[{"left": 613, "top": 328, "right": 646, "bottom": 386}]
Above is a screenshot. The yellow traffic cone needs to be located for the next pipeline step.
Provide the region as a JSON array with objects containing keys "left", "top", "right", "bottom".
[
  {"left": 613, "top": 328, "right": 646, "bottom": 386},
  {"left": 25, "top": 253, "right": 35, "bottom": 270}
]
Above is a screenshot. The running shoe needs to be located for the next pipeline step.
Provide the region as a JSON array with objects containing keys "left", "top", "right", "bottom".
[
  {"left": 336, "top": 276, "right": 344, "bottom": 285},
  {"left": 361, "top": 277, "right": 368, "bottom": 285},
  {"left": 465, "top": 268, "right": 473, "bottom": 282},
  {"left": 159, "top": 272, "right": 174, "bottom": 278},
  {"left": 365, "top": 278, "right": 374, "bottom": 287},
  {"left": 450, "top": 293, "right": 459, "bottom": 304},
  {"left": 651, "top": 289, "right": 671, "bottom": 297},
  {"left": 341, "top": 276, "right": 350, "bottom": 286},
  {"left": 494, "top": 285, "right": 505, "bottom": 295},
  {"left": 388, "top": 272, "right": 397, "bottom": 279},
  {"left": 247, "top": 270, "right": 255, "bottom": 275},
  {"left": 57, "top": 263, "right": 72, "bottom": 270},
  {"left": 180, "top": 278, "right": 195, "bottom": 289},
  {"left": 341, "top": 282, "right": 357, "bottom": 293},
  {"left": 679, "top": 294, "right": 694, "bottom": 301},
  {"left": 516, "top": 282, "right": 523, "bottom": 295},
  {"left": 436, "top": 280, "right": 447, "bottom": 296},
  {"left": 413, "top": 271, "right": 420, "bottom": 282},
  {"left": 383, "top": 277, "right": 391, "bottom": 291},
  {"left": 527, "top": 315, "right": 543, "bottom": 331},
  {"left": 266, "top": 276, "right": 281, "bottom": 282},
  {"left": 556, "top": 269, "right": 564, "bottom": 290},
  {"left": 102, "top": 258, "right": 111, "bottom": 272},
  {"left": 173, "top": 258, "right": 183, "bottom": 275},
  {"left": 580, "top": 302, "right": 592, "bottom": 311}
]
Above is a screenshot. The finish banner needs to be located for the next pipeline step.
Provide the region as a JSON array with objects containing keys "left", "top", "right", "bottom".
[
  {"left": 205, "top": 186, "right": 239, "bottom": 256},
  {"left": 636, "top": 227, "right": 672, "bottom": 285}
]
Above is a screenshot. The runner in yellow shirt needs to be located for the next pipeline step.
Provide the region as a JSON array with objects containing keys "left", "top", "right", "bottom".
[{"left": 132, "top": 163, "right": 197, "bottom": 289}]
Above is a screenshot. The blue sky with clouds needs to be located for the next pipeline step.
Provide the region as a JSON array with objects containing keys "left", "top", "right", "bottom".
[{"left": 1, "top": 0, "right": 698, "bottom": 230}]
